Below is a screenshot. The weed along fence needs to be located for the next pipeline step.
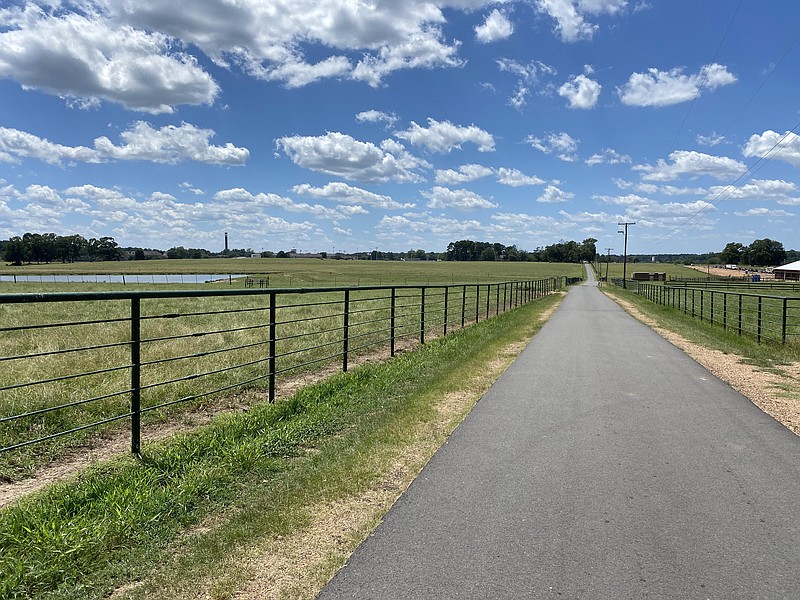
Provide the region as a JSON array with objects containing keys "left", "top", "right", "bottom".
[
  {"left": 611, "top": 279, "right": 800, "bottom": 344},
  {"left": 0, "top": 277, "right": 568, "bottom": 458}
]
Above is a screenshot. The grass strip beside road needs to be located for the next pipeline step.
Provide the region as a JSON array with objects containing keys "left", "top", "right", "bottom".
[{"left": 0, "top": 292, "right": 563, "bottom": 599}]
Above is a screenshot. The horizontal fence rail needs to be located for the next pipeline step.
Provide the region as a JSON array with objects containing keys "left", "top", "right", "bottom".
[
  {"left": 0, "top": 278, "right": 570, "bottom": 456},
  {"left": 611, "top": 279, "right": 800, "bottom": 345}
]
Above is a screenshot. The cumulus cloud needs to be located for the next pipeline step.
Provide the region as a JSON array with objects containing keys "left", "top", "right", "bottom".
[
  {"left": 291, "top": 182, "right": 414, "bottom": 209},
  {"left": 525, "top": 132, "right": 579, "bottom": 162},
  {"left": 103, "top": 0, "right": 469, "bottom": 88},
  {"left": 495, "top": 167, "right": 546, "bottom": 186},
  {"left": 356, "top": 110, "right": 399, "bottom": 128},
  {"left": 706, "top": 179, "right": 799, "bottom": 201},
  {"left": 0, "top": 7, "right": 219, "bottom": 114},
  {"left": 435, "top": 164, "right": 494, "bottom": 185},
  {"left": 537, "top": 185, "right": 574, "bottom": 203},
  {"left": 733, "top": 207, "right": 794, "bottom": 218},
  {"left": 276, "top": 132, "right": 430, "bottom": 183},
  {"left": 394, "top": 118, "right": 495, "bottom": 153},
  {"left": 558, "top": 73, "right": 601, "bottom": 109},
  {"left": 214, "top": 187, "right": 356, "bottom": 220},
  {"left": 585, "top": 148, "right": 631, "bottom": 165},
  {"left": 475, "top": 9, "right": 514, "bottom": 43},
  {"left": 496, "top": 58, "right": 557, "bottom": 110},
  {"left": 422, "top": 186, "right": 498, "bottom": 210},
  {"left": 593, "top": 193, "right": 651, "bottom": 205},
  {"left": 633, "top": 150, "right": 746, "bottom": 181},
  {"left": 0, "top": 123, "right": 249, "bottom": 166},
  {"left": 697, "top": 132, "right": 725, "bottom": 147},
  {"left": 618, "top": 63, "right": 736, "bottom": 107},
  {"left": 743, "top": 130, "right": 800, "bottom": 167}
]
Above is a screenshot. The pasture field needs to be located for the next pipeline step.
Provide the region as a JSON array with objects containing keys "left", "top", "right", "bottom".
[
  {"left": 0, "top": 295, "right": 564, "bottom": 599},
  {"left": 599, "top": 262, "right": 704, "bottom": 280},
  {"left": 0, "top": 258, "right": 583, "bottom": 289},
  {"left": 0, "top": 263, "right": 580, "bottom": 479}
]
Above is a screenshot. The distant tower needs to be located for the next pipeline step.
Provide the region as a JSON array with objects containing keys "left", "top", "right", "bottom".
[{"left": 224, "top": 232, "right": 229, "bottom": 251}]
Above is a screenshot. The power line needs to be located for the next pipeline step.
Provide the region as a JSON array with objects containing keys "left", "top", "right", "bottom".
[{"left": 668, "top": 0, "right": 743, "bottom": 153}]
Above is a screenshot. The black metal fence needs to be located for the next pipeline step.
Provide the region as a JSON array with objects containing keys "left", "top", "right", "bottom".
[
  {"left": 0, "top": 278, "right": 567, "bottom": 456},
  {"left": 611, "top": 279, "right": 800, "bottom": 344}
]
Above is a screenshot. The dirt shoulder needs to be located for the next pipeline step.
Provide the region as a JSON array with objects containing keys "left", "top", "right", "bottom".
[{"left": 607, "top": 292, "right": 800, "bottom": 436}]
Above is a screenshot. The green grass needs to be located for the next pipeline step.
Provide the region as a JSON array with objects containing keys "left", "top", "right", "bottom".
[
  {"left": 0, "top": 258, "right": 584, "bottom": 288},
  {"left": 603, "top": 285, "right": 800, "bottom": 368},
  {"left": 0, "top": 271, "right": 575, "bottom": 480},
  {"left": 0, "top": 293, "right": 562, "bottom": 599},
  {"left": 597, "top": 262, "right": 704, "bottom": 281}
]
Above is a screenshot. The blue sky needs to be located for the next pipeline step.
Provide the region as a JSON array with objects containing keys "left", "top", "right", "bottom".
[{"left": 1, "top": 0, "right": 799, "bottom": 256}]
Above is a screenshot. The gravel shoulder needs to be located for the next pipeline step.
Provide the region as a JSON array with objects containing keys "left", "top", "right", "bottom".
[{"left": 607, "top": 291, "right": 800, "bottom": 436}]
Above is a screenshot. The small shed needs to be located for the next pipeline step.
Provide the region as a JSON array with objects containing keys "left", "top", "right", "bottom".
[
  {"left": 631, "top": 272, "right": 666, "bottom": 282},
  {"left": 774, "top": 260, "right": 800, "bottom": 281}
]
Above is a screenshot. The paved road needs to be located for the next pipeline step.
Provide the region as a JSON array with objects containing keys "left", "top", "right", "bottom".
[{"left": 318, "top": 266, "right": 800, "bottom": 599}]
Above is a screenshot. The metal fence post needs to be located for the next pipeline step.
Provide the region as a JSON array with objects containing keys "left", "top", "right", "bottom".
[
  {"left": 130, "top": 297, "right": 141, "bottom": 455},
  {"left": 343, "top": 289, "right": 350, "bottom": 371},
  {"left": 269, "top": 292, "right": 276, "bottom": 402},
  {"left": 495, "top": 284, "right": 500, "bottom": 316},
  {"left": 485, "top": 284, "right": 490, "bottom": 319},
  {"left": 503, "top": 282, "right": 507, "bottom": 312},
  {"left": 757, "top": 296, "right": 762, "bottom": 343},
  {"left": 390, "top": 287, "right": 396, "bottom": 357},
  {"left": 475, "top": 284, "right": 480, "bottom": 323},
  {"left": 443, "top": 286, "right": 449, "bottom": 336},
  {"left": 782, "top": 297, "right": 788, "bottom": 344},
  {"left": 420, "top": 287, "right": 426, "bottom": 345},
  {"left": 723, "top": 293, "right": 727, "bottom": 331},
  {"left": 461, "top": 285, "right": 467, "bottom": 328},
  {"left": 738, "top": 294, "right": 743, "bottom": 335}
]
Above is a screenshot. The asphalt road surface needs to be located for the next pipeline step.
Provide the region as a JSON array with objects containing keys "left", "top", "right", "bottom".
[{"left": 317, "top": 266, "right": 800, "bottom": 599}]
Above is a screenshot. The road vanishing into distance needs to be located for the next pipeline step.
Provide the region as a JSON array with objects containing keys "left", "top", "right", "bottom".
[{"left": 317, "top": 265, "right": 800, "bottom": 599}]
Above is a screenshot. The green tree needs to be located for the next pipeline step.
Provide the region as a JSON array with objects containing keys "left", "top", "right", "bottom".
[
  {"left": 720, "top": 242, "right": 744, "bottom": 264},
  {"left": 747, "top": 238, "right": 786, "bottom": 266},
  {"left": 480, "top": 246, "right": 496, "bottom": 261},
  {"left": 3, "top": 236, "right": 26, "bottom": 265}
]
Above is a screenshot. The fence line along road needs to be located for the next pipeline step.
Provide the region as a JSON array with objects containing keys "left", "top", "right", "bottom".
[
  {"left": 611, "top": 279, "right": 800, "bottom": 344},
  {"left": 0, "top": 278, "right": 573, "bottom": 457}
]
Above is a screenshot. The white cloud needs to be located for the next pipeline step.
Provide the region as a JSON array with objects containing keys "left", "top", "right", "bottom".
[
  {"left": 475, "top": 9, "right": 514, "bottom": 43},
  {"left": 276, "top": 132, "right": 430, "bottom": 183},
  {"left": 618, "top": 63, "right": 736, "bottom": 107},
  {"left": 537, "top": 184, "right": 574, "bottom": 203},
  {"left": 613, "top": 178, "right": 659, "bottom": 194},
  {"left": 535, "top": 0, "right": 597, "bottom": 42},
  {"left": 697, "top": 132, "right": 725, "bottom": 147},
  {"left": 743, "top": 130, "right": 800, "bottom": 167},
  {"left": 526, "top": 132, "right": 579, "bottom": 162},
  {"left": 593, "top": 193, "right": 651, "bottom": 206},
  {"left": 291, "top": 182, "right": 414, "bottom": 209},
  {"left": 102, "top": 0, "right": 470, "bottom": 89},
  {"left": 435, "top": 164, "right": 494, "bottom": 185},
  {"left": 558, "top": 74, "right": 601, "bottom": 109},
  {"left": 633, "top": 150, "right": 746, "bottom": 181},
  {"left": 496, "top": 168, "right": 546, "bottom": 186},
  {"left": 394, "top": 118, "right": 495, "bottom": 153},
  {"left": 585, "top": 148, "right": 631, "bottom": 165},
  {"left": 0, "top": 8, "right": 218, "bottom": 114},
  {"left": 734, "top": 207, "right": 794, "bottom": 218},
  {"left": 707, "top": 179, "right": 798, "bottom": 201},
  {"left": 356, "top": 110, "right": 399, "bottom": 128},
  {"left": 214, "top": 188, "right": 356, "bottom": 220},
  {"left": 496, "top": 58, "right": 557, "bottom": 109},
  {"left": 422, "top": 186, "right": 498, "bottom": 210},
  {"left": 0, "top": 123, "right": 248, "bottom": 166},
  {"left": 94, "top": 122, "right": 249, "bottom": 165}
]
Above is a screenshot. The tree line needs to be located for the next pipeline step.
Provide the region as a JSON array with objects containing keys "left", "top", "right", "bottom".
[
  {"left": 444, "top": 239, "right": 597, "bottom": 262},
  {"left": 718, "top": 238, "right": 792, "bottom": 267},
  {"left": 1, "top": 233, "right": 122, "bottom": 265}
]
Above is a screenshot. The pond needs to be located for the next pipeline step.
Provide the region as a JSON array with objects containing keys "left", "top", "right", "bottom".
[{"left": 0, "top": 273, "right": 248, "bottom": 284}]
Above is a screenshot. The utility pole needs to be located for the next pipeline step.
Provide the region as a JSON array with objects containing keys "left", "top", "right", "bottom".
[
  {"left": 605, "top": 247, "right": 613, "bottom": 282},
  {"left": 617, "top": 222, "right": 635, "bottom": 289}
]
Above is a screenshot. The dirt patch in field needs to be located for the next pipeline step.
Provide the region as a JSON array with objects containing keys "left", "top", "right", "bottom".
[{"left": 609, "top": 294, "right": 800, "bottom": 436}]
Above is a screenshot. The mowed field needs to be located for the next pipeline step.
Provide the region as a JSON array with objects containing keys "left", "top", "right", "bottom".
[
  {"left": 0, "top": 260, "right": 582, "bottom": 479},
  {"left": 0, "top": 258, "right": 583, "bottom": 290}
]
